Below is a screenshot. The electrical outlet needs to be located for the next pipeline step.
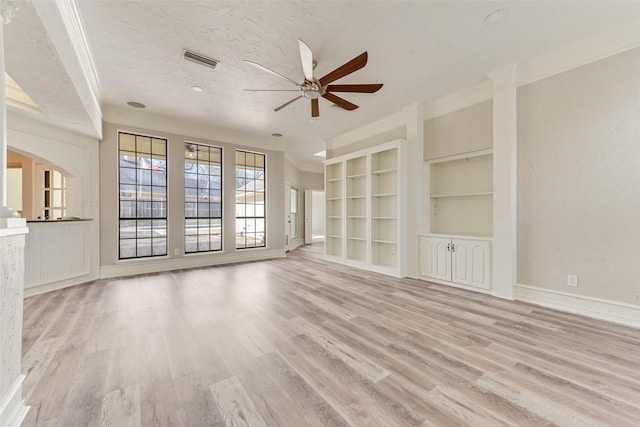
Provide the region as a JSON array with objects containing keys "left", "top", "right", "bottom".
[
  {"left": 567, "top": 275, "right": 579, "bottom": 287},
  {"left": 174, "top": 248, "right": 180, "bottom": 256}
]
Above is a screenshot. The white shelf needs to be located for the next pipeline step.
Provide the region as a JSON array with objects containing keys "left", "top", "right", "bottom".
[
  {"left": 327, "top": 234, "right": 342, "bottom": 239},
  {"left": 429, "top": 153, "right": 493, "bottom": 237},
  {"left": 372, "top": 167, "right": 397, "bottom": 175},
  {"left": 372, "top": 193, "right": 397, "bottom": 198},
  {"left": 372, "top": 239, "right": 397, "bottom": 244},
  {"left": 347, "top": 195, "right": 366, "bottom": 199},
  {"left": 326, "top": 177, "right": 342, "bottom": 182},
  {"left": 327, "top": 197, "right": 342, "bottom": 201},
  {"left": 373, "top": 216, "right": 397, "bottom": 220},
  {"left": 347, "top": 236, "right": 366, "bottom": 241},
  {"left": 431, "top": 192, "right": 492, "bottom": 199},
  {"left": 347, "top": 216, "right": 366, "bottom": 219},
  {"left": 347, "top": 173, "right": 367, "bottom": 179}
]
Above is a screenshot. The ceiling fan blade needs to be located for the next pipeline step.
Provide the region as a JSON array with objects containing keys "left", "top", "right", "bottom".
[
  {"left": 311, "top": 98, "right": 319, "bottom": 117},
  {"left": 274, "top": 96, "right": 303, "bottom": 112},
  {"left": 298, "top": 39, "right": 314, "bottom": 83},
  {"left": 243, "top": 60, "right": 301, "bottom": 87},
  {"left": 322, "top": 92, "right": 358, "bottom": 111},
  {"left": 244, "top": 89, "right": 300, "bottom": 92},
  {"left": 318, "top": 52, "right": 368, "bottom": 87},
  {"left": 326, "top": 83, "right": 383, "bottom": 93}
]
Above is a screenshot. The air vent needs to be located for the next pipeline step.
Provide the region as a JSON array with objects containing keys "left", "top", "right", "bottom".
[{"left": 182, "top": 49, "right": 219, "bottom": 70}]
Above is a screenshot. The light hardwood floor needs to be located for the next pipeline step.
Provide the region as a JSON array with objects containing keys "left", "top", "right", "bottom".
[{"left": 21, "top": 244, "right": 640, "bottom": 426}]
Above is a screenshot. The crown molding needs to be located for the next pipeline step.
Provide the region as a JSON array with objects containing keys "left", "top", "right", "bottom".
[
  {"left": 103, "top": 106, "right": 286, "bottom": 152},
  {"left": 423, "top": 80, "right": 493, "bottom": 121},
  {"left": 30, "top": 0, "right": 102, "bottom": 138},
  {"left": 327, "top": 103, "right": 426, "bottom": 150},
  {"left": 517, "top": 19, "right": 640, "bottom": 87},
  {"left": 54, "top": 0, "right": 101, "bottom": 98}
]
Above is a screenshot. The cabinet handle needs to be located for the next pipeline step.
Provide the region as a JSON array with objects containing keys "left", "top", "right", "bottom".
[
  {"left": 447, "top": 243, "right": 450, "bottom": 252},
  {"left": 451, "top": 243, "right": 455, "bottom": 252}
]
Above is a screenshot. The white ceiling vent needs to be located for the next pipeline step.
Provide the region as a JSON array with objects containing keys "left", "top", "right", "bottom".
[{"left": 183, "top": 49, "right": 219, "bottom": 70}]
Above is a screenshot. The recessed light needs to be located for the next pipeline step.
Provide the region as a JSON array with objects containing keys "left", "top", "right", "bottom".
[
  {"left": 127, "top": 101, "right": 146, "bottom": 108},
  {"left": 484, "top": 9, "right": 508, "bottom": 26},
  {"left": 191, "top": 85, "right": 203, "bottom": 92},
  {"left": 271, "top": 133, "right": 283, "bottom": 137},
  {"left": 308, "top": 118, "right": 316, "bottom": 122}
]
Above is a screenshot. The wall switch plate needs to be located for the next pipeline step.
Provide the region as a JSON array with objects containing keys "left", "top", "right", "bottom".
[
  {"left": 174, "top": 248, "right": 180, "bottom": 256},
  {"left": 567, "top": 274, "right": 579, "bottom": 287}
]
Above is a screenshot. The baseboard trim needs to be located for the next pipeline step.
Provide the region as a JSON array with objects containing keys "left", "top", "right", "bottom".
[
  {"left": 516, "top": 284, "right": 640, "bottom": 328},
  {"left": 417, "top": 275, "right": 492, "bottom": 295},
  {"left": 25, "top": 272, "right": 98, "bottom": 297},
  {"left": 99, "top": 249, "right": 286, "bottom": 280},
  {"left": 0, "top": 375, "right": 29, "bottom": 427}
]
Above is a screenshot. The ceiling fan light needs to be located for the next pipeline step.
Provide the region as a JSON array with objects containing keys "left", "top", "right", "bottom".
[{"left": 303, "top": 89, "right": 320, "bottom": 100}]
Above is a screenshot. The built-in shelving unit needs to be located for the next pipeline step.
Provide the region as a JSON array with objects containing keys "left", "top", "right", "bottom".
[
  {"left": 419, "top": 151, "right": 493, "bottom": 291},
  {"left": 324, "top": 140, "right": 406, "bottom": 277},
  {"left": 429, "top": 152, "right": 493, "bottom": 237},
  {"left": 370, "top": 147, "right": 400, "bottom": 273},
  {"left": 324, "top": 162, "right": 344, "bottom": 260},
  {"left": 345, "top": 155, "right": 368, "bottom": 266}
]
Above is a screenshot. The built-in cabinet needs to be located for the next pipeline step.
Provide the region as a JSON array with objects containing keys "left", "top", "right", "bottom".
[
  {"left": 419, "top": 235, "right": 491, "bottom": 290},
  {"left": 419, "top": 151, "right": 493, "bottom": 291},
  {"left": 325, "top": 140, "right": 406, "bottom": 277}
]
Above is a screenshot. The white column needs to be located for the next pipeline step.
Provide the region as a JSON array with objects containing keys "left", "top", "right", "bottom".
[
  {"left": 0, "top": 2, "right": 30, "bottom": 425},
  {"left": 488, "top": 64, "right": 518, "bottom": 300},
  {"left": 403, "top": 102, "right": 424, "bottom": 278},
  {"left": 0, "top": 4, "right": 24, "bottom": 228}
]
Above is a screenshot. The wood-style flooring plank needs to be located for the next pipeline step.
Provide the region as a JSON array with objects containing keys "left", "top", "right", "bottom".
[
  {"left": 209, "top": 376, "right": 268, "bottom": 427},
  {"left": 20, "top": 244, "right": 640, "bottom": 427}
]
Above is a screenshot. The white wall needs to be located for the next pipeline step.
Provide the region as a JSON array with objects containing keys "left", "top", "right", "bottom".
[
  {"left": 311, "top": 190, "right": 325, "bottom": 238},
  {"left": 424, "top": 100, "right": 493, "bottom": 161},
  {"left": 7, "top": 112, "right": 100, "bottom": 294},
  {"left": 517, "top": 46, "right": 640, "bottom": 305},
  {"left": 6, "top": 168, "right": 22, "bottom": 213}
]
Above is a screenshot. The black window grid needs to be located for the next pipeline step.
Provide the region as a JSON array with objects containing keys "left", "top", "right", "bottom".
[
  {"left": 118, "top": 132, "right": 168, "bottom": 259},
  {"left": 185, "top": 142, "right": 223, "bottom": 253}
]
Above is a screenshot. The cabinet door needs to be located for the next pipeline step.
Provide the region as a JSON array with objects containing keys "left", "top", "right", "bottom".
[
  {"left": 419, "top": 236, "right": 451, "bottom": 281},
  {"left": 451, "top": 238, "right": 491, "bottom": 289}
]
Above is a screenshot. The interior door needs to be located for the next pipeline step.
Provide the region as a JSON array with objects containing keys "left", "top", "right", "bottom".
[
  {"left": 285, "top": 182, "right": 291, "bottom": 251},
  {"left": 304, "top": 189, "right": 312, "bottom": 244}
]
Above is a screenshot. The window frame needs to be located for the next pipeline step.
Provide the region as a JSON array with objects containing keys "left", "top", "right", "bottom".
[
  {"left": 184, "top": 142, "right": 223, "bottom": 254},
  {"left": 235, "top": 150, "right": 266, "bottom": 250},
  {"left": 42, "top": 169, "right": 65, "bottom": 220},
  {"left": 117, "top": 131, "right": 168, "bottom": 260}
]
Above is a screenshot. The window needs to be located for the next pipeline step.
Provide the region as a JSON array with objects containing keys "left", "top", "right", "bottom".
[
  {"left": 185, "top": 143, "right": 222, "bottom": 253},
  {"left": 118, "top": 132, "right": 167, "bottom": 259},
  {"left": 290, "top": 187, "right": 298, "bottom": 239},
  {"left": 235, "top": 150, "right": 266, "bottom": 249},
  {"left": 43, "top": 170, "right": 65, "bottom": 220}
]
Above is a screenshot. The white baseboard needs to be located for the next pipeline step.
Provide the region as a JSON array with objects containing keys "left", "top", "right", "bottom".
[
  {"left": 99, "top": 248, "right": 285, "bottom": 280},
  {"left": 516, "top": 284, "right": 640, "bottom": 328},
  {"left": 0, "top": 375, "right": 29, "bottom": 427},
  {"left": 24, "top": 272, "right": 98, "bottom": 297}
]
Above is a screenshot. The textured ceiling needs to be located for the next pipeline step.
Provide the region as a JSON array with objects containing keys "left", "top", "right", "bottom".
[{"left": 7, "top": 1, "right": 640, "bottom": 168}]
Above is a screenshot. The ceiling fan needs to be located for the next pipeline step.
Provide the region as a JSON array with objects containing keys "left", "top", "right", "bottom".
[{"left": 243, "top": 39, "right": 383, "bottom": 118}]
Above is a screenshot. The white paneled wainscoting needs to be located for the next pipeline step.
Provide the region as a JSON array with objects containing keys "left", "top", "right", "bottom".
[{"left": 24, "top": 220, "right": 98, "bottom": 296}]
